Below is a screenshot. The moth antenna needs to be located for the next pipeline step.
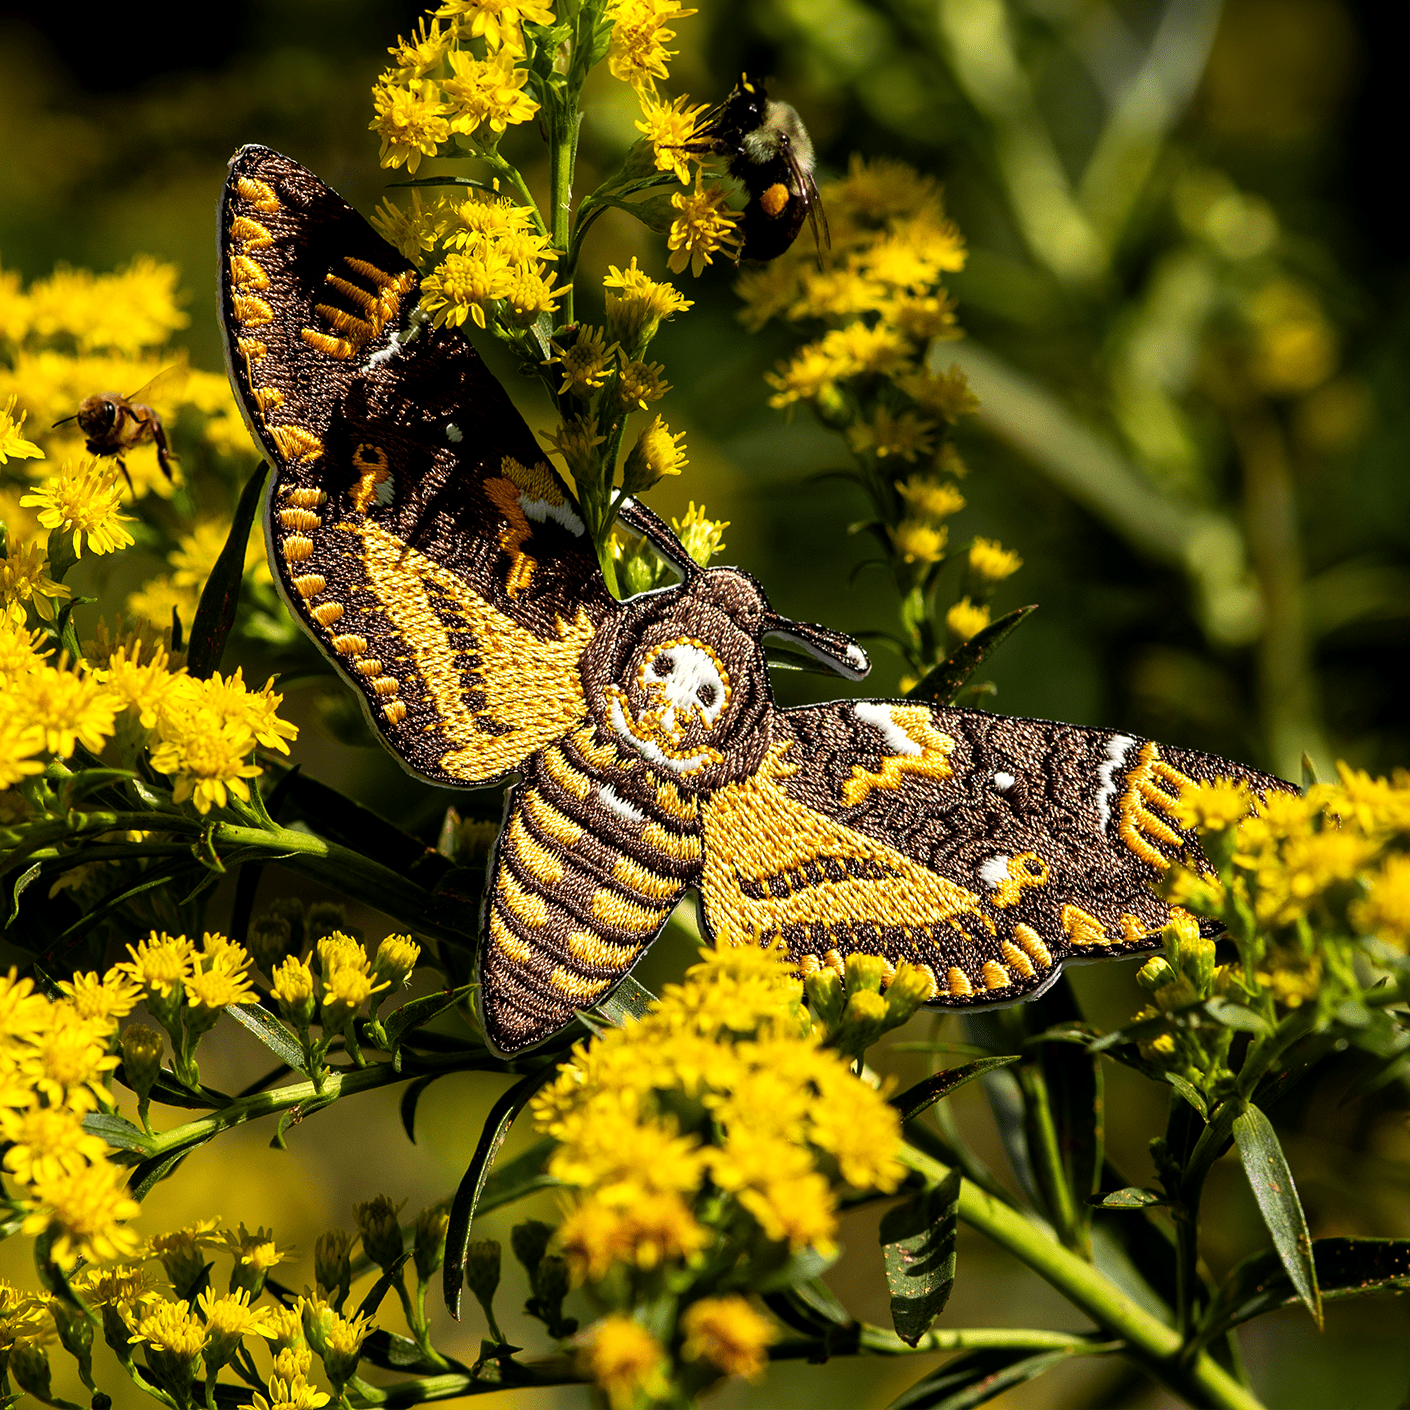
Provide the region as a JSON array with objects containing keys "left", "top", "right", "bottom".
[
  {"left": 617, "top": 496, "right": 699, "bottom": 582},
  {"left": 762, "top": 612, "right": 870, "bottom": 680}
]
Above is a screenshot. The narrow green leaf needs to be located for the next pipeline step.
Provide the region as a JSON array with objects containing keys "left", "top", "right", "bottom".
[
  {"left": 880, "top": 1169, "right": 961, "bottom": 1346},
  {"left": 187, "top": 461, "right": 269, "bottom": 679},
  {"left": 1204, "top": 998, "right": 1270, "bottom": 1034},
  {"left": 128, "top": 1140, "right": 213, "bottom": 1202},
  {"left": 443, "top": 1067, "right": 556, "bottom": 1320},
  {"left": 1041, "top": 1033, "right": 1104, "bottom": 1210},
  {"left": 223, "top": 1001, "right": 307, "bottom": 1076},
  {"left": 400, "top": 1073, "right": 446, "bottom": 1145},
  {"left": 270, "top": 1092, "right": 336, "bottom": 1150},
  {"left": 81, "top": 1113, "right": 155, "bottom": 1156},
  {"left": 1201, "top": 1237, "right": 1410, "bottom": 1345},
  {"left": 886, "top": 1345, "right": 1079, "bottom": 1410},
  {"left": 1232, "top": 1103, "right": 1321, "bottom": 1327},
  {"left": 382, "top": 982, "right": 476, "bottom": 1054},
  {"left": 592, "top": 973, "right": 655, "bottom": 1027},
  {"left": 359, "top": 1329, "right": 465, "bottom": 1375},
  {"left": 890, "top": 1057, "right": 1020, "bottom": 1123},
  {"left": 1090, "top": 1187, "right": 1167, "bottom": 1210},
  {"left": 9, "top": 862, "right": 41, "bottom": 923},
  {"left": 907, "top": 605, "right": 1036, "bottom": 706},
  {"left": 354, "top": 1253, "right": 410, "bottom": 1322},
  {"left": 1165, "top": 1072, "right": 1208, "bottom": 1118}
]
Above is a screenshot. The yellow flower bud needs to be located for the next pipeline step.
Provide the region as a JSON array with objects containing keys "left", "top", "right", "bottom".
[{"left": 621, "top": 415, "right": 687, "bottom": 493}]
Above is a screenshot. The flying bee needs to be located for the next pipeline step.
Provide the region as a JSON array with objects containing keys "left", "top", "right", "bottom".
[
  {"left": 55, "top": 364, "right": 186, "bottom": 486},
  {"left": 672, "top": 74, "right": 828, "bottom": 263}
]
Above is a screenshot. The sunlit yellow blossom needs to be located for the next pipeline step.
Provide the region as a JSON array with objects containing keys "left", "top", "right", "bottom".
[
  {"left": 148, "top": 712, "right": 261, "bottom": 813},
  {"left": 123, "top": 931, "right": 196, "bottom": 1000},
  {"left": 0, "top": 539, "right": 68, "bottom": 625},
  {"left": 436, "top": 0, "right": 554, "bottom": 54},
  {"left": 69, "top": 1262, "right": 160, "bottom": 1311},
  {"left": 185, "top": 965, "right": 257, "bottom": 1014},
  {"left": 893, "top": 519, "right": 947, "bottom": 564},
  {"left": 818, "top": 322, "right": 910, "bottom": 378},
  {"left": 764, "top": 343, "right": 851, "bottom": 409},
  {"left": 20, "top": 458, "right": 135, "bottom": 556},
  {"left": 0, "top": 1282, "right": 48, "bottom": 1346},
  {"left": 897, "top": 475, "right": 965, "bottom": 520},
  {"left": 222, "top": 1223, "right": 291, "bottom": 1275},
  {"left": 622, "top": 414, "right": 687, "bottom": 492},
  {"left": 1351, "top": 853, "right": 1410, "bottom": 949},
  {"left": 95, "top": 635, "right": 182, "bottom": 730},
  {"left": 26, "top": 661, "right": 120, "bottom": 758},
  {"left": 442, "top": 192, "right": 534, "bottom": 248},
  {"left": 668, "top": 180, "right": 743, "bottom": 277},
  {"left": 636, "top": 92, "right": 709, "bottom": 184},
  {"left": 125, "top": 573, "right": 199, "bottom": 634},
  {"left": 672, "top": 503, "right": 728, "bottom": 566},
  {"left": 22, "top": 257, "right": 189, "bottom": 356},
  {"left": 1177, "top": 778, "right": 1253, "bottom": 833},
  {"left": 24, "top": 1158, "right": 141, "bottom": 1265},
  {"left": 607, "top": 0, "right": 696, "bottom": 90},
  {"left": 552, "top": 326, "right": 617, "bottom": 397},
  {"left": 0, "top": 393, "right": 43, "bottom": 464},
  {"left": 847, "top": 407, "right": 937, "bottom": 461},
  {"left": 502, "top": 267, "right": 563, "bottom": 326},
  {"left": 680, "top": 1296, "right": 776, "bottom": 1381},
  {"left": 198, "top": 1286, "right": 276, "bottom": 1367},
  {"left": 322, "top": 965, "right": 387, "bottom": 1018},
  {"left": 387, "top": 16, "right": 453, "bottom": 77},
  {"left": 442, "top": 47, "right": 540, "bottom": 137},
  {"left": 56, "top": 968, "right": 143, "bottom": 1021},
  {"left": 0, "top": 1105, "right": 111, "bottom": 1187},
  {"left": 787, "top": 268, "right": 888, "bottom": 322},
  {"left": 28, "top": 1005, "right": 122, "bottom": 1113},
  {"left": 271, "top": 956, "right": 316, "bottom": 1020},
  {"left": 946, "top": 597, "right": 991, "bottom": 641},
  {"left": 420, "top": 247, "right": 512, "bottom": 330},
  {"left": 578, "top": 1316, "right": 669, "bottom": 1410},
  {"left": 0, "top": 704, "right": 45, "bottom": 788},
  {"left": 256, "top": 1374, "right": 331, "bottom": 1410},
  {"left": 369, "top": 75, "right": 450, "bottom": 174},
  {"left": 968, "top": 537, "right": 1023, "bottom": 584},
  {"left": 616, "top": 358, "right": 670, "bottom": 411},
  {"left": 0, "top": 968, "right": 51, "bottom": 1042},
  {"left": 603, "top": 258, "right": 693, "bottom": 349},
  {"left": 196, "top": 669, "right": 299, "bottom": 754}
]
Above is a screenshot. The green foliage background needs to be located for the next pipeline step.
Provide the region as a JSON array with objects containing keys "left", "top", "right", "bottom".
[{"left": 2, "top": 1, "right": 1407, "bottom": 1406}]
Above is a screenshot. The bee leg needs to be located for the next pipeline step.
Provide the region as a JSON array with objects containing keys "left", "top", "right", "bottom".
[
  {"left": 115, "top": 456, "right": 135, "bottom": 496},
  {"left": 151, "top": 417, "right": 177, "bottom": 481}
]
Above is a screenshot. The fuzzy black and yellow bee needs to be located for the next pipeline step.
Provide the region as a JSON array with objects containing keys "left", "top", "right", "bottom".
[
  {"left": 58, "top": 365, "right": 185, "bottom": 484},
  {"left": 675, "top": 74, "right": 828, "bottom": 262}
]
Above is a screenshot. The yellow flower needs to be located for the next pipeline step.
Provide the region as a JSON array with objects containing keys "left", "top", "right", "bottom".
[
  {"left": 123, "top": 931, "right": 196, "bottom": 1001},
  {"left": 1351, "top": 853, "right": 1410, "bottom": 950},
  {"left": 680, "top": 1296, "right": 776, "bottom": 1382},
  {"left": 370, "top": 934, "right": 421, "bottom": 992},
  {"left": 636, "top": 92, "right": 709, "bottom": 184},
  {"left": 442, "top": 47, "right": 540, "bottom": 136},
  {"left": 617, "top": 358, "right": 671, "bottom": 411},
  {"left": 20, "top": 458, "right": 135, "bottom": 557},
  {"left": 370, "top": 191, "right": 450, "bottom": 266},
  {"left": 622, "top": 414, "right": 687, "bottom": 492},
  {"left": 667, "top": 180, "right": 743, "bottom": 277},
  {"left": 818, "top": 321, "right": 910, "bottom": 378},
  {"left": 26, "top": 661, "right": 121, "bottom": 758},
  {"left": 546, "top": 418, "right": 606, "bottom": 490},
  {"left": 897, "top": 364, "right": 979, "bottom": 423},
  {"left": 607, "top": 0, "right": 696, "bottom": 90},
  {"left": 896, "top": 475, "right": 965, "bottom": 521},
  {"left": 436, "top": 0, "right": 555, "bottom": 55},
  {"left": 968, "top": 537, "right": 1023, "bottom": 584},
  {"left": 578, "top": 1316, "right": 669, "bottom": 1410},
  {"left": 94, "top": 634, "right": 182, "bottom": 730},
  {"left": 271, "top": 956, "right": 316, "bottom": 1014},
  {"left": 556, "top": 1192, "right": 707, "bottom": 1282},
  {"left": 56, "top": 968, "right": 143, "bottom": 1021},
  {"left": 502, "top": 267, "right": 564, "bottom": 326},
  {"left": 0, "top": 702, "right": 45, "bottom": 788},
  {"left": 386, "top": 16, "right": 454, "bottom": 77},
  {"left": 1176, "top": 778, "right": 1253, "bottom": 832},
  {"left": 256, "top": 1374, "right": 331, "bottom": 1410},
  {"left": 672, "top": 502, "right": 728, "bottom": 566},
  {"left": 23, "top": 1158, "right": 141, "bottom": 1265},
  {"left": 22, "top": 257, "right": 189, "bottom": 355},
  {"left": 185, "top": 965, "right": 257, "bottom": 1015},
  {"left": 27, "top": 1004, "right": 122, "bottom": 1114},
  {"left": 420, "top": 247, "right": 512, "bottom": 330},
  {"left": 0, "top": 1105, "right": 111, "bottom": 1187},
  {"left": 552, "top": 325, "right": 618, "bottom": 397},
  {"left": 892, "top": 519, "right": 947, "bottom": 564},
  {"left": 0, "top": 393, "right": 43, "bottom": 464},
  {"left": 369, "top": 75, "right": 450, "bottom": 174},
  {"left": 765, "top": 343, "right": 852, "bottom": 409},
  {"left": 847, "top": 407, "right": 937, "bottom": 461},
  {"left": 603, "top": 258, "right": 692, "bottom": 349},
  {"left": 946, "top": 597, "right": 991, "bottom": 641},
  {"left": 197, "top": 1287, "right": 276, "bottom": 1368}
]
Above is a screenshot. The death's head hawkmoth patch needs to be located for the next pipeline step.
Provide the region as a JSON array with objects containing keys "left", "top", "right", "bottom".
[{"left": 217, "top": 145, "right": 1295, "bottom": 1056}]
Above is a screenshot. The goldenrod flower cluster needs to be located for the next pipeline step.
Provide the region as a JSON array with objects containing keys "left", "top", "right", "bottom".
[{"left": 533, "top": 945, "right": 903, "bottom": 1400}]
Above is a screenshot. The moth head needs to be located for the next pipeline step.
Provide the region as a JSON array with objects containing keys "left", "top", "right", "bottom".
[{"left": 638, "top": 637, "right": 731, "bottom": 742}]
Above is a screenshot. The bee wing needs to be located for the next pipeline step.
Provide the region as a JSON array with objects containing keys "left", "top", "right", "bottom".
[
  {"left": 780, "top": 145, "right": 829, "bottom": 260},
  {"left": 125, "top": 357, "right": 191, "bottom": 408}
]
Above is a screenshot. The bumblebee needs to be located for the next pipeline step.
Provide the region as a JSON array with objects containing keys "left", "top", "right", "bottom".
[
  {"left": 676, "top": 74, "right": 827, "bottom": 262},
  {"left": 57, "top": 365, "right": 184, "bottom": 484}
]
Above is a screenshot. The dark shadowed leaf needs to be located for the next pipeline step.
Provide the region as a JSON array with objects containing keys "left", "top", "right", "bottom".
[
  {"left": 891, "top": 1057, "right": 1021, "bottom": 1123},
  {"left": 475, "top": 1136, "right": 560, "bottom": 1215},
  {"left": 443, "top": 1068, "right": 556, "bottom": 1320},
  {"left": 224, "top": 1001, "right": 306, "bottom": 1075},
  {"left": 360, "top": 1329, "right": 465, "bottom": 1375},
  {"left": 1041, "top": 1031, "right": 1104, "bottom": 1215},
  {"left": 400, "top": 1073, "right": 448, "bottom": 1144},
  {"left": 187, "top": 461, "right": 268, "bottom": 679},
  {"left": 128, "top": 1139, "right": 213, "bottom": 1202},
  {"left": 355, "top": 1253, "right": 411, "bottom": 1321},
  {"left": 1201, "top": 1237, "right": 1410, "bottom": 1345},
  {"left": 1232, "top": 1103, "right": 1321, "bottom": 1327},
  {"left": 907, "top": 605, "right": 1036, "bottom": 705},
  {"left": 886, "top": 1345, "right": 1082, "bottom": 1410},
  {"left": 880, "top": 1169, "right": 961, "bottom": 1346}
]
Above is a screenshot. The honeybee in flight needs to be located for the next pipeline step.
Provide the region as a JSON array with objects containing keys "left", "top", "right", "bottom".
[{"left": 56, "top": 364, "right": 186, "bottom": 486}]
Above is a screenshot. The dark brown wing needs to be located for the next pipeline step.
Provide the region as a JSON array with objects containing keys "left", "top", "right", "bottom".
[
  {"left": 699, "top": 699, "right": 1294, "bottom": 1003},
  {"left": 217, "top": 145, "right": 614, "bottom": 786}
]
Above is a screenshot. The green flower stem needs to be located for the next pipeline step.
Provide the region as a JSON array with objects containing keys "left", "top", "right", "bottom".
[
  {"left": 899, "top": 1143, "right": 1267, "bottom": 1410},
  {"left": 468, "top": 147, "right": 548, "bottom": 239},
  {"left": 547, "top": 101, "right": 582, "bottom": 321},
  {"left": 1013, "top": 1061, "right": 1085, "bottom": 1255},
  {"left": 141, "top": 1052, "right": 512, "bottom": 1159},
  {"left": 344, "top": 1361, "right": 581, "bottom": 1406}
]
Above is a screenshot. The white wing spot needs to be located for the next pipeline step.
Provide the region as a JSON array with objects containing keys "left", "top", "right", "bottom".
[
  {"left": 597, "top": 783, "right": 645, "bottom": 823},
  {"left": 994, "top": 771, "right": 1015, "bottom": 791},
  {"left": 854, "top": 701, "right": 921, "bottom": 755},
  {"left": 1096, "top": 734, "right": 1137, "bottom": 831},
  {"left": 979, "top": 855, "right": 1011, "bottom": 889},
  {"left": 845, "top": 643, "right": 869, "bottom": 671}
]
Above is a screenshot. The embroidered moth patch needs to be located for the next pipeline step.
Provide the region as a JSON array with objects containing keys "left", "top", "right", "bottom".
[{"left": 217, "top": 145, "right": 1295, "bottom": 1056}]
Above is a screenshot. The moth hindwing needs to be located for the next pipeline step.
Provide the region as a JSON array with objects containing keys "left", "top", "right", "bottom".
[{"left": 217, "top": 147, "right": 1295, "bottom": 1056}]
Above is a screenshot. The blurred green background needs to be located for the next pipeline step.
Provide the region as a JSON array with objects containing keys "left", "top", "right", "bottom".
[{"left": 2, "top": 1, "right": 1407, "bottom": 1406}]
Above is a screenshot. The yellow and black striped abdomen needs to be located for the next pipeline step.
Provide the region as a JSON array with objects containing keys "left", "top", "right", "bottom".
[{"left": 479, "top": 725, "right": 704, "bottom": 1053}]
